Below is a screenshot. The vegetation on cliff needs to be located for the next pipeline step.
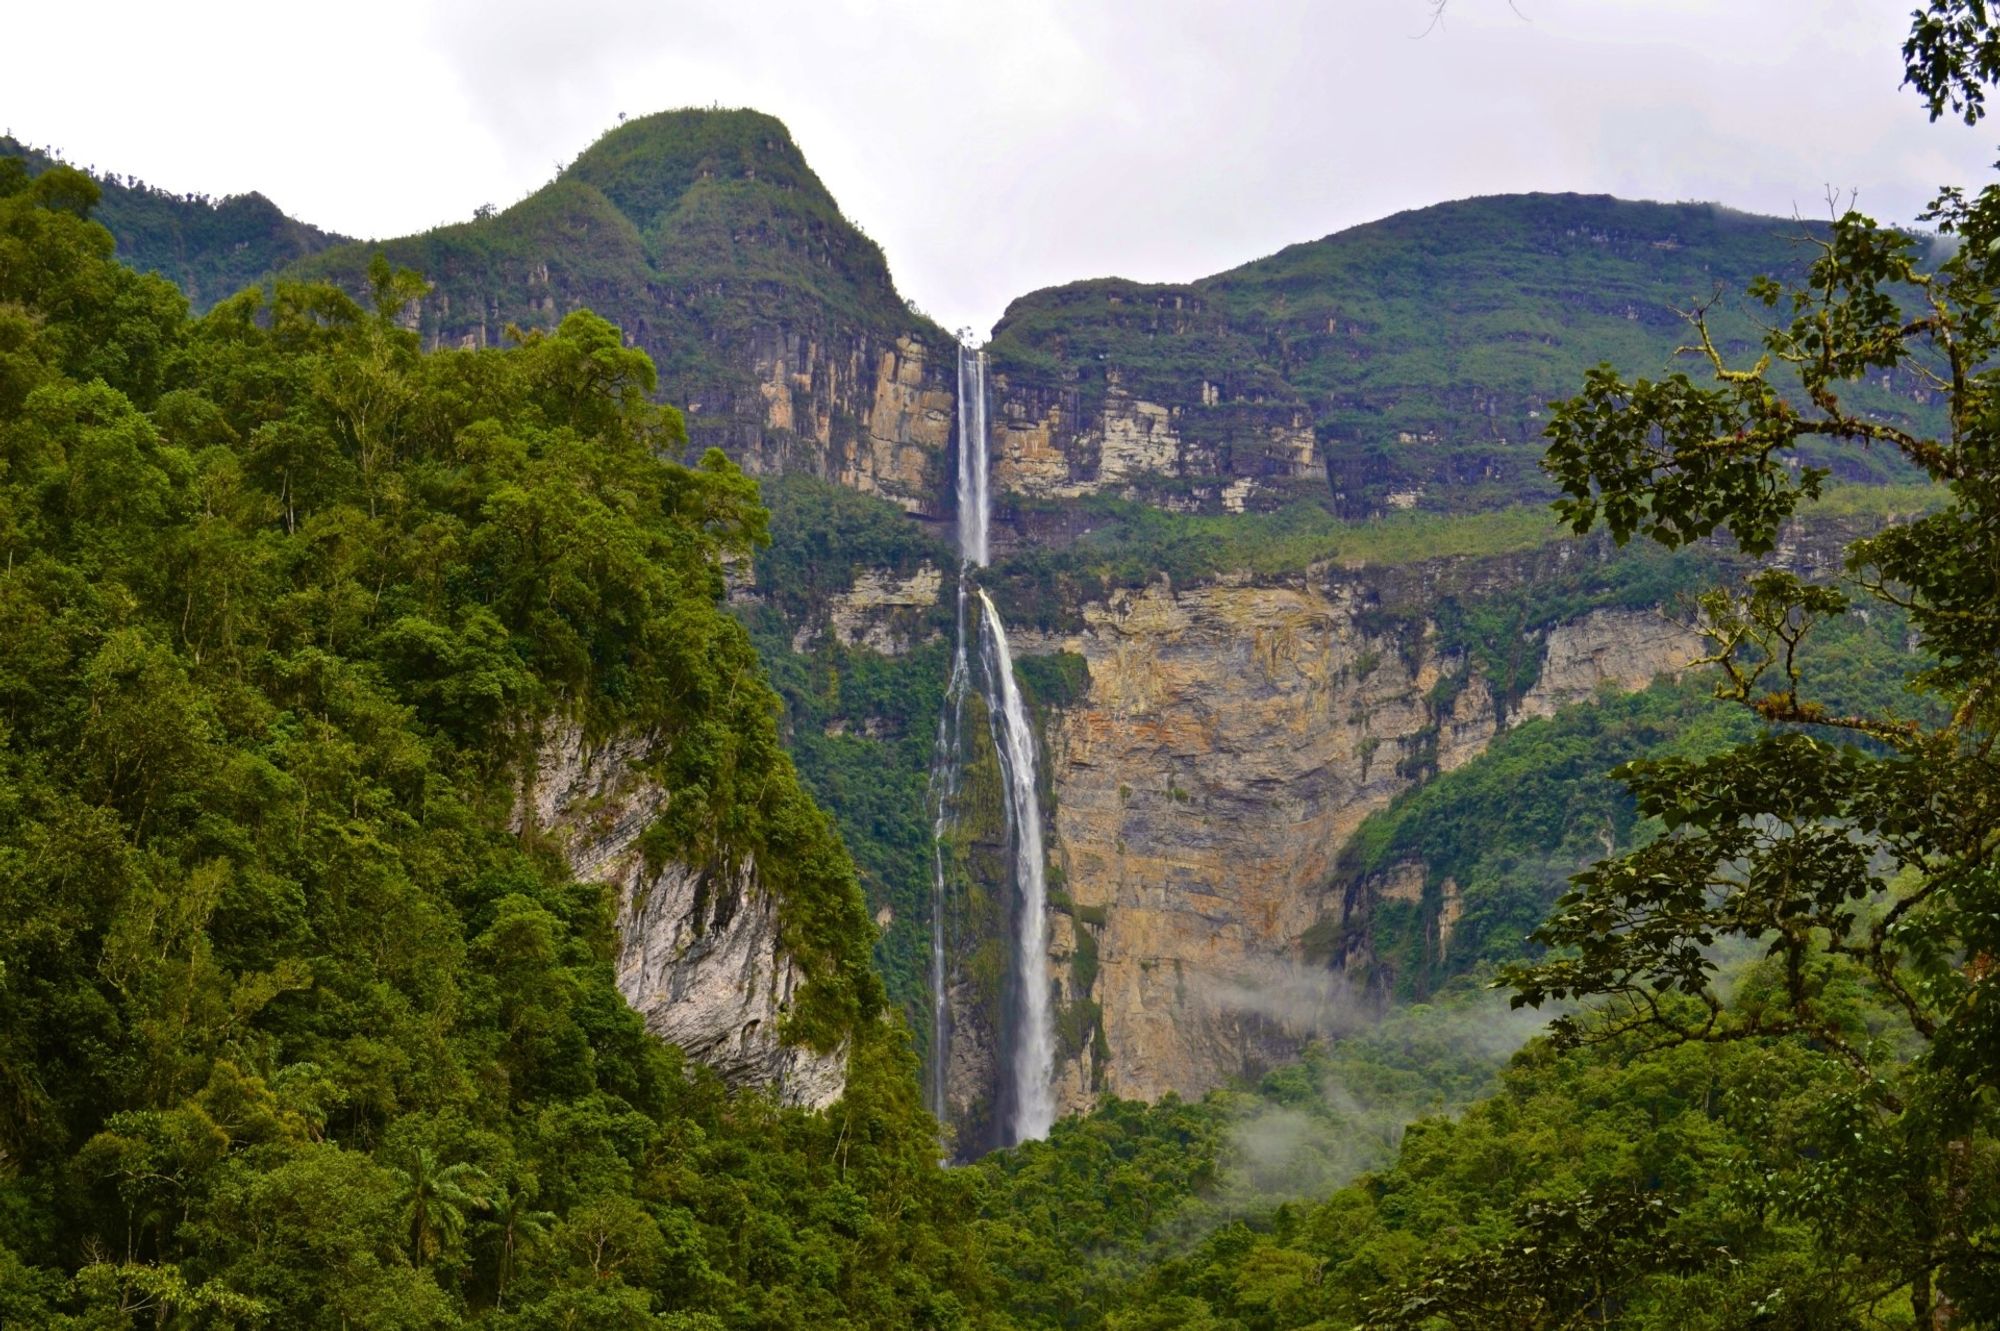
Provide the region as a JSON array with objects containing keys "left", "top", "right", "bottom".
[
  {"left": 987, "top": 192, "right": 1935, "bottom": 516},
  {"left": 290, "top": 109, "right": 950, "bottom": 461}
]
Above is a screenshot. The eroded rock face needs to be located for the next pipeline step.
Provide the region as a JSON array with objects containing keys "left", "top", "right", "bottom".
[
  {"left": 1036, "top": 578, "right": 1477, "bottom": 1107},
  {"left": 735, "top": 331, "right": 954, "bottom": 515},
  {"left": 519, "top": 724, "right": 846, "bottom": 1108},
  {"left": 1030, "top": 575, "right": 1701, "bottom": 1110},
  {"left": 1514, "top": 608, "right": 1706, "bottom": 722},
  {"left": 991, "top": 371, "right": 1321, "bottom": 514},
  {"left": 844, "top": 337, "right": 957, "bottom": 512},
  {"left": 790, "top": 563, "right": 944, "bottom": 656}
]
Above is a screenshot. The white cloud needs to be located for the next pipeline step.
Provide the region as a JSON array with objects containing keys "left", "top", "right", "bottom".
[{"left": 7, "top": 0, "right": 1992, "bottom": 335}]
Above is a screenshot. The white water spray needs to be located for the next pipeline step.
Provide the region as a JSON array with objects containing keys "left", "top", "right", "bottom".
[
  {"left": 977, "top": 588, "right": 1057, "bottom": 1142},
  {"left": 924, "top": 585, "right": 970, "bottom": 1120}
]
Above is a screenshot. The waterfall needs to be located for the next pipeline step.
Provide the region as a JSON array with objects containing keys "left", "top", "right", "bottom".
[
  {"left": 923, "top": 584, "right": 969, "bottom": 1121},
  {"left": 926, "top": 343, "right": 1056, "bottom": 1145},
  {"left": 977, "top": 588, "right": 1057, "bottom": 1143},
  {"left": 956, "top": 347, "right": 990, "bottom": 567}
]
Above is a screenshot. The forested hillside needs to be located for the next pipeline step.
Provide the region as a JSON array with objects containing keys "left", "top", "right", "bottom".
[
  {"left": 0, "top": 159, "right": 992, "bottom": 1330},
  {"left": 0, "top": 136, "right": 348, "bottom": 310},
  {"left": 6, "top": 6, "right": 1994, "bottom": 1317}
]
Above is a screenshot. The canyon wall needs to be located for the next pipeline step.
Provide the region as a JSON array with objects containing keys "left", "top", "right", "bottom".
[
  {"left": 990, "top": 366, "right": 1323, "bottom": 515},
  {"left": 1008, "top": 561, "right": 1708, "bottom": 1110}
]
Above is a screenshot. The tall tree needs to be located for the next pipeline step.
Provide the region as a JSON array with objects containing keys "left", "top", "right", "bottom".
[
  {"left": 1497, "top": 3, "right": 2000, "bottom": 1324},
  {"left": 390, "top": 1147, "right": 491, "bottom": 1267}
]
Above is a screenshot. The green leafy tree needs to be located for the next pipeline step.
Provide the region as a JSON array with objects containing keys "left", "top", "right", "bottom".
[
  {"left": 1492, "top": 5, "right": 2000, "bottom": 1324},
  {"left": 1363, "top": 1193, "right": 1703, "bottom": 1331},
  {"left": 391, "top": 1147, "right": 493, "bottom": 1267},
  {"left": 487, "top": 1181, "right": 554, "bottom": 1310}
]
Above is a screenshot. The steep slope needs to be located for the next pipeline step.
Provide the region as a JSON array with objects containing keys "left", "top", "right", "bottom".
[
  {"left": 291, "top": 110, "right": 958, "bottom": 513},
  {"left": 985, "top": 194, "right": 1936, "bottom": 519},
  {"left": 980, "top": 499, "right": 1925, "bottom": 1111},
  {"left": 0, "top": 174, "right": 1018, "bottom": 1328},
  {"left": 0, "top": 135, "right": 349, "bottom": 308}
]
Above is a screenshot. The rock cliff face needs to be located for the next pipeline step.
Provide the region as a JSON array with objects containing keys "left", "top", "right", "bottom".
[
  {"left": 990, "top": 365, "right": 1324, "bottom": 515},
  {"left": 1015, "top": 562, "right": 1704, "bottom": 1108},
  {"left": 291, "top": 110, "right": 959, "bottom": 519},
  {"left": 790, "top": 562, "right": 946, "bottom": 656},
  {"left": 1516, "top": 609, "right": 1708, "bottom": 721},
  {"left": 723, "top": 329, "right": 956, "bottom": 512},
  {"left": 518, "top": 724, "right": 847, "bottom": 1108},
  {"left": 984, "top": 196, "right": 1937, "bottom": 520}
]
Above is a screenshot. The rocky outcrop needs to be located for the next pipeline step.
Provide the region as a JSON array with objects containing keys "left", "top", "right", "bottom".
[
  {"left": 518, "top": 723, "right": 846, "bottom": 1108},
  {"left": 990, "top": 368, "right": 1323, "bottom": 515},
  {"left": 1514, "top": 608, "right": 1706, "bottom": 722},
  {"left": 1029, "top": 577, "right": 1470, "bottom": 1107},
  {"left": 790, "top": 563, "right": 945, "bottom": 656},
  {"left": 845, "top": 338, "right": 957, "bottom": 511},
  {"left": 745, "top": 331, "right": 955, "bottom": 513}
]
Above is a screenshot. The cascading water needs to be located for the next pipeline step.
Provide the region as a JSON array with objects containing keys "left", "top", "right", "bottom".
[
  {"left": 923, "top": 588, "right": 968, "bottom": 1121},
  {"left": 976, "top": 588, "right": 1058, "bottom": 1142},
  {"left": 956, "top": 346, "right": 990, "bottom": 566},
  {"left": 925, "top": 343, "right": 1056, "bottom": 1145}
]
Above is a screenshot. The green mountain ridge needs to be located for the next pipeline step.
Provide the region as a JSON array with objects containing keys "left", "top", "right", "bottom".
[
  {"left": 289, "top": 110, "right": 954, "bottom": 491},
  {"left": 12, "top": 120, "right": 1936, "bottom": 524},
  {"left": 0, "top": 136, "right": 350, "bottom": 309},
  {"left": 987, "top": 192, "right": 1935, "bottom": 515}
]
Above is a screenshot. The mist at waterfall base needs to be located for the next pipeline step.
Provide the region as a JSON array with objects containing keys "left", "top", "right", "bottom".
[
  {"left": 1206, "top": 986, "right": 1556, "bottom": 1225},
  {"left": 927, "top": 345, "right": 1057, "bottom": 1150}
]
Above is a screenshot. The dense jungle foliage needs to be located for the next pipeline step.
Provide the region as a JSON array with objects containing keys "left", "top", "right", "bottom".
[
  {"left": 10, "top": 1, "right": 1999, "bottom": 1322},
  {"left": 0, "top": 160, "right": 999, "bottom": 1330}
]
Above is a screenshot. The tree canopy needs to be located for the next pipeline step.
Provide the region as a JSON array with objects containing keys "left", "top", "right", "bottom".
[{"left": 0, "top": 159, "right": 993, "bottom": 1330}]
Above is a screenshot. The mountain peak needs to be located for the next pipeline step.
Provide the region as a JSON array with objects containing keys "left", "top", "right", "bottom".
[{"left": 562, "top": 107, "right": 836, "bottom": 229}]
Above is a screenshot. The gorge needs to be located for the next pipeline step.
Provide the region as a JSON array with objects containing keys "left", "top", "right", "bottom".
[
  {"left": 0, "top": 112, "right": 1935, "bottom": 1152},
  {"left": 9, "top": 4, "right": 1998, "bottom": 1319},
  {"left": 5, "top": 39, "right": 1991, "bottom": 1320}
]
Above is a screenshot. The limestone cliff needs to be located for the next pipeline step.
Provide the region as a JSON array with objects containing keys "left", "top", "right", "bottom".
[
  {"left": 990, "top": 367, "right": 1320, "bottom": 514},
  {"left": 1515, "top": 608, "right": 1708, "bottom": 722},
  {"left": 518, "top": 723, "right": 847, "bottom": 1108},
  {"left": 985, "top": 196, "right": 1937, "bottom": 521},
  {"left": 1016, "top": 561, "right": 1705, "bottom": 1109},
  {"left": 722, "top": 329, "right": 956, "bottom": 512},
  {"left": 789, "top": 562, "right": 946, "bottom": 656}
]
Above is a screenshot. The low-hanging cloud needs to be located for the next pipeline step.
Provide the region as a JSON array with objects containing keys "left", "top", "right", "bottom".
[{"left": 1199, "top": 974, "right": 1562, "bottom": 1212}]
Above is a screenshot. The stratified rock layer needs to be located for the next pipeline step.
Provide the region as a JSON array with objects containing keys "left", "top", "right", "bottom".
[{"left": 1028, "top": 569, "right": 1703, "bottom": 1109}]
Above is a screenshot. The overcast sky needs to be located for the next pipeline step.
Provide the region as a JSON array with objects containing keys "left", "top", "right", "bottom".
[{"left": 10, "top": 0, "right": 1996, "bottom": 336}]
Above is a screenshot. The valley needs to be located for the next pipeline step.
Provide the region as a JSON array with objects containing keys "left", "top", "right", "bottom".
[
  {"left": 3, "top": 109, "right": 1925, "bottom": 1146},
  {"left": 0, "top": 56, "right": 1986, "bottom": 1327}
]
